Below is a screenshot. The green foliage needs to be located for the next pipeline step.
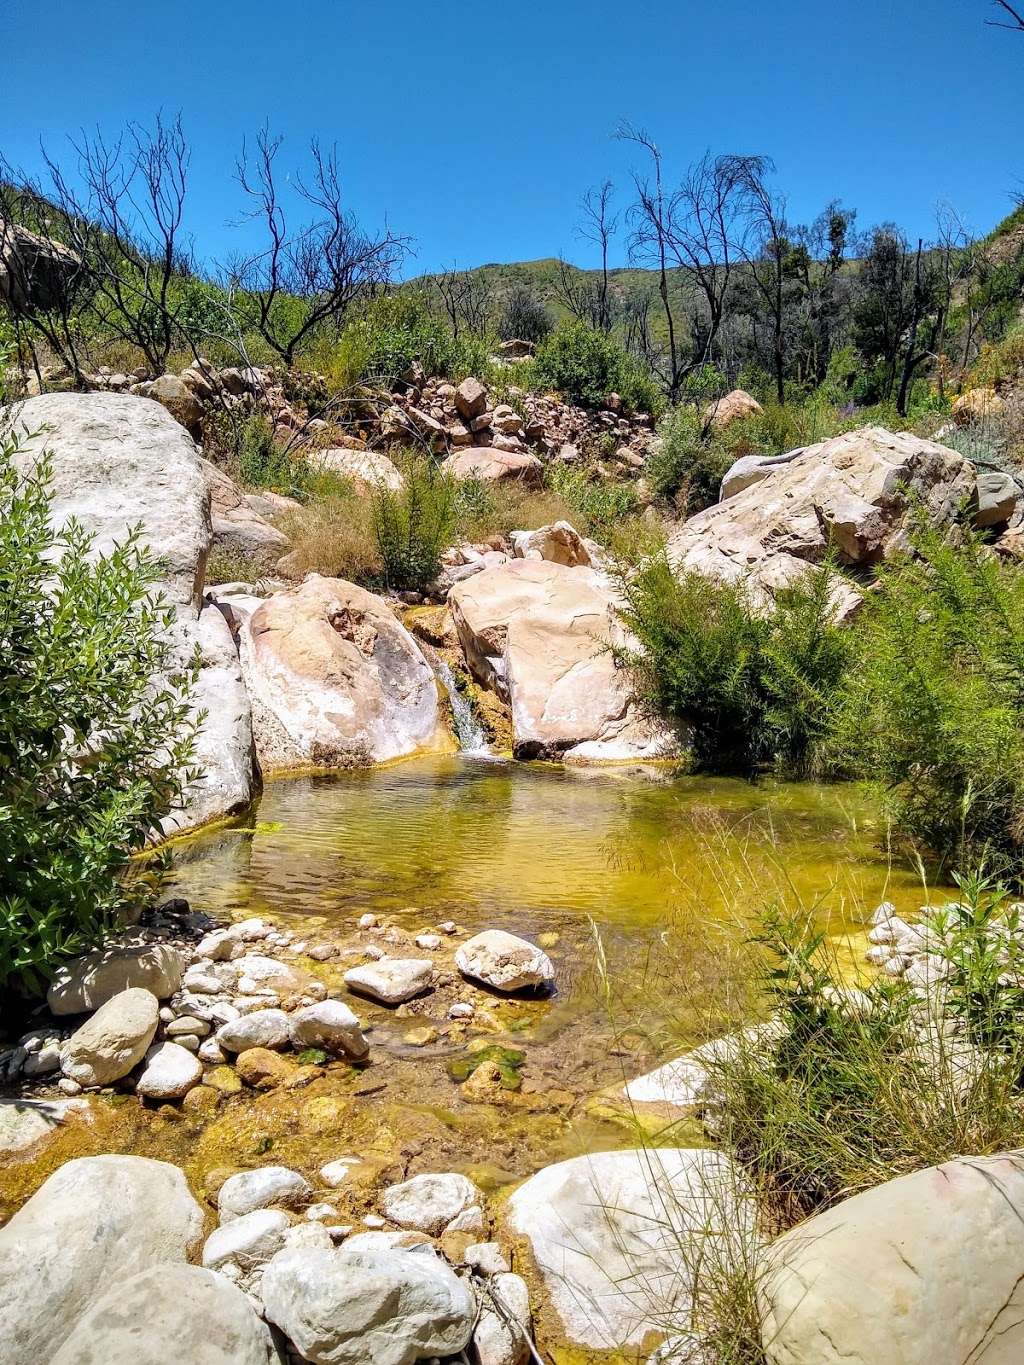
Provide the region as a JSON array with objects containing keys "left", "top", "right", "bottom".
[
  {"left": 831, "top": 518, "right": 1024, "bottom": 874},
  {"left": 620, "top": 555, "right": 851, "bottom": 775},
  {"left": 0, "top": 429, "right": 199, "bottom": 990},
  {"left": 648, "top": 404, "right": 730, "bottom": 509},
  {"left": 328, "top": 291, "right": 482, "bottom": 389},
  {"left": 532, "top": 319, "right": 660, "bottom": 413},
  {"left": 371, "top": 455, "right": 458, "bottom": 592},
  {"left": 544, "top": 463, "right": 640, "bottom": 539}
]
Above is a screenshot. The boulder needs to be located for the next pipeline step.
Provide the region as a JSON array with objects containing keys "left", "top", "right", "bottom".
[
  {"left": 218, "top": 1165, "right": 312, "bottom": 1222},
  {"left": 0, "top": 1155, "right": 204, "bottom": 1364},
  {"left": 203, "top": 1208, "right": 291, "bottom": 1271},
  {"left": 703, "top": 389, "right": 763, "bottom": 430},
  {"left": 505, "top": 1147, "right": 752, "bottom": 1352},
  {"left": 380, "top": 1172, "right": 484, "bottom": 1235},
  {"left": 509, "top": 520, "right": 593, "bottom": 567},
  {"left": 260, "top": 1242, "right": 476, "bottom": 1365},
  {"left": 308, "top": 447, "right": 405, "bottom": 494},
  {"left": 162, "top": 602, "right": 259, "bottom": 836},
  {"left": 0, "top": 221, "right": 81, "bottom": 311},
  {"left": 667, "top": 426, "right": 978, "bottom": 613},
  {"left": 60, "top": 986, "right": 159, "bottom": 1086},
  {"left": 238, "top": 575, "right": 449, "bottom": 771},
  {"left": 442, "top": 447, "right": 543, "bottom": 485},
  {"left": 149, "top": 373, "right": 205, "bottom": 437},
  {"left": 7, "top": 392, "right": 210, "bottom": 610},
  {"left": 449, "top": 558, "right": 679, "bottom": 761},
  {"left": 975, "top": 468, "right": 1020, "bottom": 528},
  {"left": 202, "top": 458, "right": 289, "bottom": 558},
  {"left": 760, "top": 1152, "right": 1024, "bottom": 1364},
  {"left": 235, "top": 954, "right": 304, "bottom": 993},
  {"left": 343, "top": 958, "right": 434, "bottom": 1004},
  {"left": 455, "top": 377, "right": 488, "bottom": 420},
  {"left": 952, "top": 386, "right": 1004, "bottom": 426},
  {"left": 48, "top": 943, "right": 188, "bottom": 1015},
  {"left": 49, "top": 1264, "right": 278, "bottom": 1365},
  {"left": 289, "top": 1000, "right": 369, "bottom": 1058},
  {"left": 217, "top": 1009, "right": 291, "bottom": 1054},
  {"left": 136, "top": 1040, "right": 204, "bottom": 1099},
  {"left": 455, "top": 930, "right": 554, "bottom": 993}
]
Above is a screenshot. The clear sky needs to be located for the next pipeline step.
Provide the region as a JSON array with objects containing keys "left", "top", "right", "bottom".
[{"left": 1, "top": 0, "right": 1021, "bottom": 276}]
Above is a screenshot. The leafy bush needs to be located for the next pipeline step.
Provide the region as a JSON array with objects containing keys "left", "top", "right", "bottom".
[
  {"left": 497, "top": 283, "right": 553, "bottom": 344},
  {"left": 648, "top": 404, "right": 731, "bottom": 509},
  {"left": 619, "top": 555, "right": 851, "bottom": 774},
  {"left": 832, "top": 518, "right": 1024, "bottom": 874},
  {"left": 371, "top": 456, "right": 458, "bottom": 592},
  {"left": 532, "top": 319, "right": 660, "bottom": 413},
  {"left": 544, "top": 464, "right": 640, "bottom": 539},
  {"left": 326, "top": 291, "right": 470, "bottom": 390},
  {"left": 0, "top": 430, "right": 199, "bottom": 990}
]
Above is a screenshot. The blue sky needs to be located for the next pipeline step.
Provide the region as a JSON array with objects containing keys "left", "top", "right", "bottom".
[{"left": 1, "top": 0, "right": 1021, "bottom": 276}]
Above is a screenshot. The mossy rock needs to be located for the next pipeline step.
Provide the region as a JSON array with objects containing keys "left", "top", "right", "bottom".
[{"left": 447, "top": 1044, "right": 525, "bottom": 1091}]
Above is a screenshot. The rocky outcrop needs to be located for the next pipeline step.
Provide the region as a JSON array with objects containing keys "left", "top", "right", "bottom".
[
  {"left": 0, "top": 1154, "right": 204, "bottom": 1364},
  {"left": 761, "top": 1152, "right": 1024, "bottom": 1364},
  {"left": 449, "top": 558, "right": 678, "bottom": 760},
  {"left": 49, "top": 1264, "right": 279, "bottom": 1365},
  {"left": 239, "top": 575, "right": 450, "bottom": 770},
  {"left": 505, "top": 1148, "right": 753, "bottom": 1352},
  {"left": 202, "top": 458, "right": 289, "bottom": 558},
  {"left": 4, "top": 393, "right": 259, "bottom": 835},
  {"left": 668, "top": 426, "right": 979, "bottom": 613}
]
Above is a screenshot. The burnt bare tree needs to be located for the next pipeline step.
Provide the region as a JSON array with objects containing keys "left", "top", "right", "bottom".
[
  {"left": 430, "top": 265, "right": 492, "bottom": 339},
  {"left": 733, "top": 157, "right": 792, "bottom": 404},
  {"left": 35, "top": 114, "right": 193, "bottom": 375},
  {"left": 226, "top": 128, "right": 408, "bottom": 366},
  {"left": 988, "top": 0, "right": 1024, "bottom": 29},
  {"left": 579, "top": 180, "right": 618, "bottom": 332}
]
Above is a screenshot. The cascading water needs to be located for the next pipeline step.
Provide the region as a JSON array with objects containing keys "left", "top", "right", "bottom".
[{"left": 423, "top": 647, "right": 492, "bottom": 756}]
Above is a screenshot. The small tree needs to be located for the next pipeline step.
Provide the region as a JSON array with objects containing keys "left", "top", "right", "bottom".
[{"left": 0, "top": 428, "right": 200, "bottom": 990}]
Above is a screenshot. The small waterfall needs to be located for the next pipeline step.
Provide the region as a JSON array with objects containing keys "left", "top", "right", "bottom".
[{"left": 424, "top": 647, "right": 491, "bottom": 756}]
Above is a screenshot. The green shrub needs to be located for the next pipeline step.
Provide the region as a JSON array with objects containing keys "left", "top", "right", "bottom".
[
  {"left": 371, "top": 455, "right": 458, "bottom": 592},
  {"left": 532, "top": 319, "right": 660, "bottom": 413},
  {"left": 648, "top": 404, "right": 731, "bottom": 509},
  {"left": 0, "top": 430, "right": 199, "bottom": 990},
  {"left": 619, "top": 555, "right": 851, "bottom": 775},
  {"left": 831, "top": 518, "right": 1024, "bottom": 874},
  {"left": 329, "top": 291, "right": 468, "bottom": 389},
  {"left": 544, "top": 464, "right": 640, "bottom": 539}
]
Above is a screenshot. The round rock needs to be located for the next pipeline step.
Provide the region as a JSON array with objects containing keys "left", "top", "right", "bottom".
[
  {"left": 380, "top": 1172, "right": 484, "bottom": 1236},
  {"left": 216, "top": 1009, "right": 290, "bottom": 1054},
  {"left": 343, "top": 958, "right": 434, "bottom": 1005},
  {"left": 289, "top": 1000, "right": 369, "bottom": 1058},
  {"left": 455, "top": 930, "right": 554, "bottom": 993},
  {"left": 60, "top": 987, "right": 159, "bottom": 1087},
  {"left": 218, "top": 1165, "right": 312, "bottom": 1222},
  {"left": 136, "top": 1041, "right": 203, "bottom": 1100}
]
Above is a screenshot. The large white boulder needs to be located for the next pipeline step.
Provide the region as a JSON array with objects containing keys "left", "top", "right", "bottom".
[
  {"left": 48, "top": 942, "right": 188, "bottom": 1015},
  {"left": 667, "top": 426, "right": 977, "bottom": 613},
  {"left": 218, "top": 1165, "right": 312, "bottom": 1222},
  {"left": 442, "top": 447, "right": 542, "bottom": 484},
  {"left": 260, "top": 1242, "right": 476, "bottom": 1365},
  {"left": 449, "top": 558, "right": 678, "bottom": 761},
  {"left": 0, "top": 1154, "right": 204, "bottom": 1364},
  {"left": 761, "top": 1152, "right": 1024, "bottom": 1364},
  {"left": 60, "top": 986, "right": 159, "bottom": 1086},
  {"left": 49, "top": 1264, "right": 279, "bottom": 1365},
  {"left": 4, "top": 393, "right": 256, "bottom": 834},
  {"left": 505, "top": 1147, "right": 752, "bottom": 1352},
  {"left": 239, "top": 574, "right": 450, "bottom": 771}
]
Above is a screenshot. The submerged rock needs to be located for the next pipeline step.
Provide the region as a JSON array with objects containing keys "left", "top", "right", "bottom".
[
  {"left": 60, "top": 987, "right": 159, "bottom": 1086},
  {"left": 760, "top": 1152, "right": 1024, "bottom": 1364},
  {"left": 380, "top": 1172, "right": 484, "bottom": 1236},
  {"left": 505, "top": 1147, "right": 753, "bottom": 1352},
  {"left": 455, "top": 930, "right": 554, "bottom": 993},
  {"left": 0, "top": 1097, "right": 89, "bottom": 1154},
  {"left": 49, "top": 1264, "right": 278, "bottom": 1365},
  {"left": 0, "top": 1155, "right": 204, "bottom": 1364},
  {"left": 260, "top": 1242, "right": 476, "bottom": 1365},
  {"left": 344, "top": 958, "right": 434, "bottom": 1004}
]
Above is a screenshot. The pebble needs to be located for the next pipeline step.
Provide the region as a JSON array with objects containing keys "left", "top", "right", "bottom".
[
  {"left": 358, "top": 914, "right": 379, "bottom": 930},
  {"left": 198, "top": 1038, "right": 227, "bottom": 1064},
  {"left": 464, "top": 1241, "right": 510, "bottom": 1275},
  {"left": 448, "top": 1003, "right": 475, "bottom": 1020},
  {"left": 438, "top": 922, "right": 457, "bottom": 935},
  {"left": 403, "top": 1026, "right": 439, "bottom": 1047},
  {"left": 305, "top": 1203, "right": 336, "bottom": 1222},
  {"left": 218, "top": 1166, "right": 312, "bottom": 1222},
  {"left": 320, "top": 1157, "right": 362, "bottom": 1187},
  {"left": 57, "top": 1077, "right": 83, "bottom": 1096},
  {"left": 166, "top": 1015, "right": 212, "bottom": 1039},
  {"left": 415, "top": 934, "right": 442, "bottom": 951},
  {"left": 362, "top": 1214, "right": 386, "bottom": 1228}
]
